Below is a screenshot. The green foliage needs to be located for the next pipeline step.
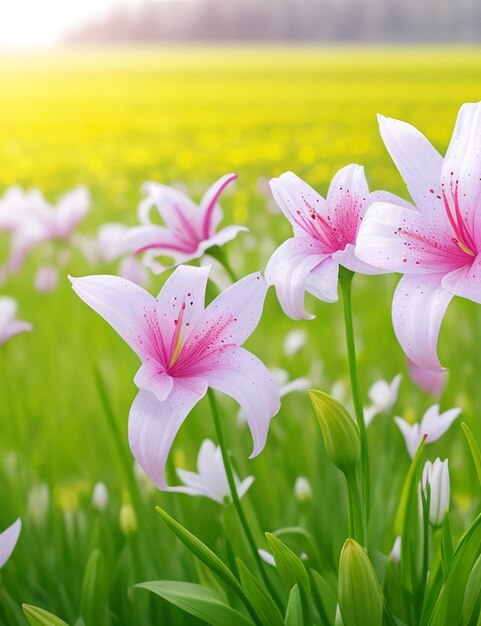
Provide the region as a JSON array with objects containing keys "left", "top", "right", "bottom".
[
  {"left": 23, "top": 605, "right": 70, "bottom": 626},
  {"left": 136, "top": 581, "right": 253, "bottom": 626}
]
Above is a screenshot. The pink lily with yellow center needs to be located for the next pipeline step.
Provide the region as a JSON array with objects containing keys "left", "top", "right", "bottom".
[
  {"left": 265, "top": 164, "right": 384, "bottom": 320},
  {"left": 356, "top": 103, "right": 481, "bottom": 372},
  {"left": 70, "top": 265, "right": 279, "bottom": 489},
  {"left": 122, "top": 174, "right": 247, "bottom": 274}
]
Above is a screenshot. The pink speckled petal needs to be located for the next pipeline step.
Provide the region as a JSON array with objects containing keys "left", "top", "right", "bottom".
[
  {"left": 183, "top": 271, "right": 268, "bottom": 353},
  {"left": 333, "top": 243, "right": 385, "bottom": 275},
  {"left": 69, "top": 274, "right": 155, "bottom": 359},
  {"left": 326, "top": 164, "right": 369, "bottom": 236},
  {"left": 266, "top": 236, "right": 333, "bottom": 320},
  {"left": 441, "top": 256, "right": 481, "bottom": 304},
  {"left": 441, "top": 103, "right": 481, "bottom": 251},
  {"left": 199, "top": 173, "right": 238, "bottom": 238},
  {"left": 0, "top": 519, "right": 21, "bottom": 568},
  {"left": 155, "top": 264, "right": 211, "bottom": 351},
  {"left": 356, "top": 202, "right": 465, "bottom": 274},
  {"left": 392, "top": 274, "right": 454, "bottom": 372},
  {"left": 378, "top": 114, "right": 448, "bottom": 228},
  {"left": 202, "top": 346, "right": 280, "bottom": 458},
  {"left": 270, "top": 172, "right": 329, "bottom": 237},
  {"left": 199, "top": 224, "right": 248, "bottom": 254},
  {"left": 128, "top": 378, "right": 207, "bottom": 490}
]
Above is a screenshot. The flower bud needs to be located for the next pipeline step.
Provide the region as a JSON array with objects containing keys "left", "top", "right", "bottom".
[
  {"left": 294, "top": 476, "right": 312, "bottom": 503},
  {"left": 92, "top": 482, "right": 108, "bottom": 512},
  {"left": 309, "top": 390, "right": 360, "bottom": 474},
  {"left": 119, "top": 504, "right": 137, "bottom": 535},
  {"left": 338, "top": 539, "right": 383, "bottom": 626},
  {"left": 422, "top": 458, "right": 450, "bottom": 527}
]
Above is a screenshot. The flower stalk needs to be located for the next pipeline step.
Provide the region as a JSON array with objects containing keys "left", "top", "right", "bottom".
[
  {"left": 339, "top": 267, "right": 370, "bottom": 532},
  {"left": 207, "top": 389, "right": 281, "bottom": 608}
]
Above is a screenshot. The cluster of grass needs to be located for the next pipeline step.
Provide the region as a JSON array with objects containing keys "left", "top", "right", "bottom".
[{"left": 0, "top": 46, "right": 481, "bottom": 625}]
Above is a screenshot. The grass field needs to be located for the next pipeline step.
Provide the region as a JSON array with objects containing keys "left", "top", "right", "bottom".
[{"left": 1, "top": 46, "right": 481, "bottom": 625}]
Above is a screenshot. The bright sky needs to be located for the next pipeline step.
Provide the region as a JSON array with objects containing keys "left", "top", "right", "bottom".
[{"left": 0, "top": 0, "right": 149, "bottom": 49}]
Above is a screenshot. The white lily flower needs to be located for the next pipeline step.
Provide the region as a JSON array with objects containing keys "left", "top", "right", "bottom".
[
  {"left": 0, "top": 519, "right": 21, "bottom": 568},
  {"left": 395, "top": 404, "right": 460, "bottom": 458},
  {"left": 364, "top": 374, "right": 402, "bottom": 426},
  {"left": 169, "top": 439, "right": 254, "bottom": 505},
  {"left": 422, "top": 458, "right": 450, "bottom": 527}
]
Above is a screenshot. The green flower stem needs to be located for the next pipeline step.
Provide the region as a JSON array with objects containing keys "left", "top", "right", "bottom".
[
  {"left": 345, "top": 470, "right": 365, "bottom": 545},
  {"left": 207, "top": 389, "right": 282, "bottom": 608},
  {"left": 339, "top": 267, "right": 370, "bottom": 534}
]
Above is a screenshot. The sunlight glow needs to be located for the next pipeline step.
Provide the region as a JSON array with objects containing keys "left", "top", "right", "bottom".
[{"left": 0, "top": 0, "right": 149, "bottom": 49}]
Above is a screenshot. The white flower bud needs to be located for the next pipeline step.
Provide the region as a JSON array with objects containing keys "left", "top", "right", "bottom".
[
  {"left": 294, "top": 477, "right": 312, "bottom": 503},
  {"left": 92, "top": 482, "right": 108, "bottom": 512},
  {"left": 422, "top": 458, "right": 450, "bottom": 527}
]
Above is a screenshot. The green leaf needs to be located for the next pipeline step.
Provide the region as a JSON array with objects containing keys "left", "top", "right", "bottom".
[
  {"left": 309, "top": 569, "right": 337, "bottom": 626},
  {"left": 462, "top": 423, "right": 481, "bottom": 487},
  {"left": 273, "top": 528, "right": 322, "bottom": 571},
  {"left": 429, "top": 511, "right": 481, "bottom": 625},
  {"left": 462, "top": 553, "right": 481, "bottom": 626},
  {"left": 441, "top": 514, "right": 453, "bottom": 580},
  {"left": 236, "top": 559, "right": 284, "bottom": 626},
  {"left": 136, "top": 581, "right": 253, "bottom": 626},
  {"left": 156, "top": 507, "right": 240, "bottom": 593},
  {"left": 155, "top": 507, "right": 261, "bottom": 625},
  {"left": 22, "top": 605, "right": 70, "bottom": 626},
  {"left": 394, "top": 437, "right": 426, "bottom": 592},
  {"left": 284, "top": 585, "right": 304, "bottom": 626},
  {"left": 265, "top": 533, "right": 310, "bottom": 597},
  {"left": 80, "top": 549, "right": 107, "bottom": 626}
]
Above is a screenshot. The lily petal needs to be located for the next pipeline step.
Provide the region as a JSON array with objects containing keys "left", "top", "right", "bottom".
[
  {"left": 442, "top": 255, "right": 481, "bottom": 304},
  {"left": 69, "top": 274, "right": 155, "bottom": 359},
  {"left": 326, "top": 164, "right": 369, "bottom": 239},
  {"left": 266, "top": 237, "right": 332, "bottom": 320},
  {"left": 200, "top": 173, "right": 238, "bottom": 238},
  {"left": 182, "top": 272, "right": 268, "bottom": 356},
  {"left": 378, "top": 114, "right": 448, "bottom": 228},
  {"left": 155, "top": 264, "right": 211, "bottom": 352},
  {"left": 357, "top": 202, "right": 464, "bottom": 274},
  {"left": 128, "top": 378, "right": 207, "bottom": 489},
  {"left": 270, "top": 172, "right": 329, "bottom": 237},
  {"left": 441, "top": 102, "right": 481, "bottom": 250},
  {"left": 392, "top": 274, "right": 454, "bottom": 372},
  {"left": 201, "top": 346, "right": 280, "bottom": 458},
  {"left": 0, "top": 519, "right": 21, "bottom": 568}
]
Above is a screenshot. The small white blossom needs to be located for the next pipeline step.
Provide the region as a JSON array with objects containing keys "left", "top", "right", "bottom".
[
  {"left": 364, "top": 374, "right": 401, "bottom": 426},
  {"left": 395, "top": 404, "right": 460, "bottom": 458},
  {"left": 169, "top": 439, "right": 254, "bottom": 505},
  {"left": 389, "top": 536, "right": 401, "bottom": 563},
  {"left": 27, "top": 484, "right": 49, "bottom": 525}
]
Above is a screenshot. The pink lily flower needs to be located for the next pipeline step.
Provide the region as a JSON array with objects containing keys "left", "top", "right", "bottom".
[
  {"left": 122, "top": 174, "right": 247, "bottom": 274},
  {"left": 356, "top": 103, "right": 481, "bottom": 372},
  {"left": 0, "top": 297, "right": 32, "bottom": 344},
  {"left": 70, "top": 265, "right": 280, "bottom": 489},
  {"left": 265, "top": 164, "right": 384, "bottom": 320},
  {"left": 0, "top": 519, "right": 21, "bottom": 568},
  {"left": 1, "top": 186, "right": 89, "bottom": 274}
]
